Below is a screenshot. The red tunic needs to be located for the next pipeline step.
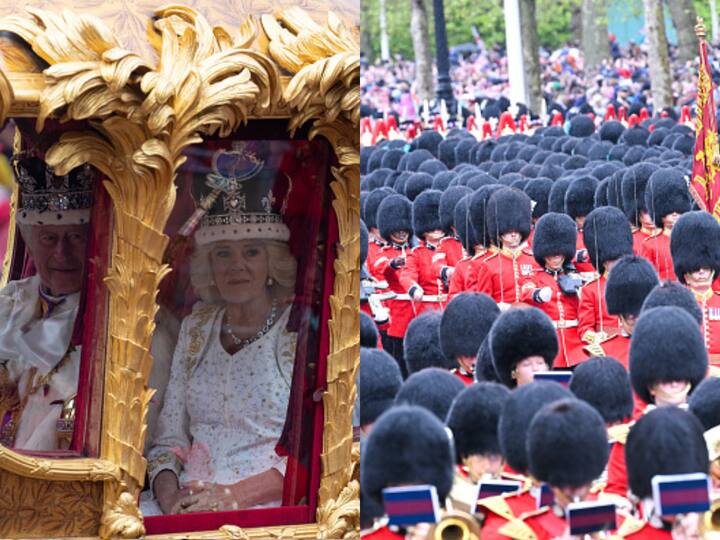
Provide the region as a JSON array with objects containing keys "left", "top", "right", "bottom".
[
  {"left": 694, "top": 289, "right": 720, "bottom": 367},
  {"left": 583, "top": 334, "right": 631, "bottom": 369},
  {"left": 374, "top": 243, "right": 415, "bottom": 338},
  {"left": 449, "top": 256, "right": 472, "bottom": 299},
  {"left": 367, "top": 239, "right": 387, "bottom": 282},
  {"left": 478, "top": 490, "right": 538, "bottom": 540},
  {"left": 575, "top": 229, "right": 596, "bottom": 275},
  {"left": 438, "top": 236, "right": 464, "bottom": 268},
  {"left": 578, "top": 275, "right": 620, "bottom": 344},
  {"left": 398, "top": 241, "right": 447, "bottom": 320},
  {"left": 474, "top": 248, "right": 537, "bottom": 304},
  {"left": 451, "top": 368, "right": 474, "bottom": 386},
  {"left": 520, "top": 268, "right": 587, "bottom": 368},
  {"left": 632, "top": 226, "right": 655, "bottom": 255},
  {"left": 463, "top": 248, "right": 495, "bottom": 293},
  {"left": 511, "top": 507, "right": 567, "bottom": 540},
  {"left": 639, "top": 231, "right": 676, "bottom": 281},
  {"left": 361, "top": 524, "right": 404, "bottom": 539}
]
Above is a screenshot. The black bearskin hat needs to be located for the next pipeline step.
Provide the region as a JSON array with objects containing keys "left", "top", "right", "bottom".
[
  {"left": 412, "top": 189, "right": 443, "bottom": 237},
  {"left": 454, "top": 194, "right": 476, "bottom": 252},
  {"left": 377, "top": 194, "right": 413, "bottom": 241},
  {"left": 405, "top": 172, "right": 434, "bottom": 201},
  {"left": 474, "top": 337, "right": 501, "bottom": 383},
  {"left": 395, "top": 367, "right": 465, "bottom": 421},
  {"left": 359, "top": 348, "right": 403, "bottom": 426},
  {"left": 381, "top": 149, "right": 405, "bottom": 171},
  {"left": 469, "top": 184, "right": 504, "bottom": 248},
  {"left": 621, "top": 162, "right": 659, "bottom": 225},
  {"left": 605, "top": 256, "right": 659, "bottom": 316},
  {"left": 641, "top": 281, "right": 703, "bottom": 325},
  {"left": 415, "top": 130, "right": 444, "bottom": 156},
  {"left": 438, "top": 139, "right": 459, "bottom": 169},
  {"left": 583, "top": 206, "right": 634, "bottom": 272},
  {"left": 645, "top": 168, "right": 692, "bottom": 228},
  {"left": 622, "top": 126, "right": 650, "bottom": 147},
  {"left": 594, "top": 178, "right": 610, "bottom": 207},
  {"left": 446, "top": 382, "right": 511, "bottom": 463},
  {"left": 440, "top": 293, "right": 500, "bottom": 362},
  {"left": 524, "top": 177, "right": 554, "bottom": 220},
  {"left": 565, "top": 176, "right": 599, "bottom": 220},
  {"left": 485, "top": 187, "right": 533, "bottom": 244},
  {"left": 688, "top": 377, "right": 720, "bottom": 431},
  {"left": 360, "top": 312, "right": 379, "bottom": 348},
  {"left": 626, "top": 407, "right": 708, "bottom": 499},
  {"left": 599, "top": 120, "right": 625, "bottom": 143},
  {"left": 531, "top": 213, "right": 577, "bottom": 267},
  {"left": 419, "top": 159, "right": 449, "bottom": 177},
  {"left": 570, "top": 357, "right": 633, "bottom": 424},
  {"left": 404, "top": 310, "right": 453, "bottom": 374},
  {"left": 433, "top": 171, "right": 455, "bottom": 191},
  {"left": 364, "top": 187, "right": 395, "bottom": 230},
  {"left": 440, "top": 186, "right": 472, "bottom": 232},
  {"left": 670, "top": 211, "right": 720, "bottom": 284},
  {"left": 406, "top": 149, "right": 434, "bottom": 171},
  {"left": 548, "top": 178, "right": 572, "bottom": 214},
  {"left": 498, "top": 381, "right": 573, "bottom": 474},
  {"left": 568, "top": 115, "right": 595, "bottom": 137},
  {"left": 362, "top": 405, "right": 455, "bottom": 505},
  {"left": 629, "top": 307, "right": 708, "bottom": 404},
  {"left": 528, "top": 399, "right": 610, "bottom": 488},
  {"left": 490, "top": 308, "right": 558, "bottom": 388}
]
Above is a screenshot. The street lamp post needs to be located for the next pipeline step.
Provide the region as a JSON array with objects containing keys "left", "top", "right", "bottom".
[{"left": 432, "top": 0, "right": 455, "bottom": 113}]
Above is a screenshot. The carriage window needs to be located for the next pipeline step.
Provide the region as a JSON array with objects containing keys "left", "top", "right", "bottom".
[{"left": 142, "top": 136, "right": 331, "bottom": 530}]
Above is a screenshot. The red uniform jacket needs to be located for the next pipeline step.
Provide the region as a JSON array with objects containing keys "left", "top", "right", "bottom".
[
  {"left": 373, "top": 243, "right": 415, "bottom": 338},
  {"left": 367, "top": 239, "right": 387, "bottom": 282},
  {"left": 438, "top": 236, "right": 464, "bottom": 268},
  {"left": 618, "top": 519, "right": 672, "bottom": 539},
  {"left": 639, "top": 231, "right": 676, "bottom": 281},
  {"left": 478, "top": 490, "right": 538, "bottom": 540},
  {"left": 583, "top": 333, "right": 630, "bottom": 369},
  {"left": 694, "top": 289, "right": 720, "bottom": 367},
  {"left": 575, "top": 229, "right": 597, "bottom": 275},
  {"left": 463, "top": 248, "right": 495, "bottom": 293},
  {"left": 578, "top": 275, "right": 620, "bottom": 344},
  {"left": 398, "top": 241, "right": 447, "bottom": 319},
  {"left": 520, "top": 268, "right": 587, "bottom": 368},
  {"left": 451, "top": 367, "right": 474, "bottom": 386},
  {"left": 449, "top": 256, "right": 472, "bottom": 299},
  {"left": 474, "top": 248, "right": 537, "bottom": 304},
  {"left": 361, "top": 524, "right": 403, "bottom": 539},
  {"left": 632, "top": 226, "right": 655, "bottom": 255}
]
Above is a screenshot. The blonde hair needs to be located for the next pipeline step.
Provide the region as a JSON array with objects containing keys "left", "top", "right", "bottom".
[{"left": 189, "top": 239, "right": 297, "bottom": 304}]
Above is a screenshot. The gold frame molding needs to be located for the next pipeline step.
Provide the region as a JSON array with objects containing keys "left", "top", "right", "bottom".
[{"left": 0, "top": 5, "right": 359, "bottom": 539}]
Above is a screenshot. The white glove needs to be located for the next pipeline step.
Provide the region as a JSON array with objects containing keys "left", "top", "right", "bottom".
[
  {"left": 533, "top": 286, "right": 552, "bottom": 303},
  {"left": 411, "top": 286, "right": 424, "bottom": 301}
]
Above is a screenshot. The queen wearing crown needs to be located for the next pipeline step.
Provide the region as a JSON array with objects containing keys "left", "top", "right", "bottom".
[{"left": 146, "top": 142, "right": 298, "bottom": 515}]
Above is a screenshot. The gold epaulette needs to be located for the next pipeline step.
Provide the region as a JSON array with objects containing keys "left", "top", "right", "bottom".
[
  {"left": 614, "top": 510, "right": 646, "bottom": 538},
  {"left": 484, "top": 252, "right": 499, "bottom": 261},
  {"left": 497, "top": 508, "right": 548, "bottom": 540},
  {"left": 583, "top": 342, "right": 606, "bottom": 357},
  {"left": 477, "top": 494, "right": 514, "bottom": 520},
  {"left": 607, "top": 422, "right": 632, "bottom": 445}
]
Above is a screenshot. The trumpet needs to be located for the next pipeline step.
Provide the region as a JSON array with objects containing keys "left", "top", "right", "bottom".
[{"left": 426, "top": 511, "right": 481, "bottom": 540}]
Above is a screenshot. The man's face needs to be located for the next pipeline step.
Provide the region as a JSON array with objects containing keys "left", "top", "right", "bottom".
[{"left": 23, "top": 224, "right": 89, "bottom": 295}]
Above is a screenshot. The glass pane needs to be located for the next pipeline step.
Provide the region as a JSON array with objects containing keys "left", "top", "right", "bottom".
[
  {"left": 0, "top": 121, "right": 102, "bottom": 454},
  {"left": 143, "top": 137, "right": 330, "bottom": 521}
]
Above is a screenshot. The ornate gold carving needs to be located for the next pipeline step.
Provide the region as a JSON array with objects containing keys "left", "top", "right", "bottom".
[
  {"left": 0, "top": 3, "right": 359, "bottom": 539},
  {"left": 0, "top": 468, "right": 103, "bottom": 537},
  {"left": 0, "top": 67, "right": 13, "bottom": 127},
  {"left": 0, "top": 445, "right": 120, "bottom": 481}
]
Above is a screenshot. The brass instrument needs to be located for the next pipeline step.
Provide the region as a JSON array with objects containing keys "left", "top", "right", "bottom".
[{"left": 427, "top": 511, "right": 482, "bottom": 540}]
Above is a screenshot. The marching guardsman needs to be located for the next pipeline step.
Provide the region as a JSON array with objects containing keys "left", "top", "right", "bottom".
[
  {"left": 394, "top": 367, "right": 465, "bottom": 422},
  {"left": 585, "top": 255, "right": 658, "bottom": 369},
  {"left": 520, "top": 212, "right": 586, "bottom": 368},
  {"left": 487, "top": 399, "right": 612, "bottom": 539},
  {"left": 620, "top": 407, "right": 709, "bottom": 538},
  {"left": 641, "top": 281, "right": 704, "bottom": 325},
  {"left": 447, "top": 193, "right": 475, "bottom": 298},
  {"left": 523, "top": 177, "right": 553, "bottom": 248},
  {"left": 440, "top": 292, "right": 500, "bottom": 385},
  {"left": 620, "top": 162, "right": 658, "bottom": 254},
  {"left": 403, "top": 310, "right": 454, "bottom": 375},
  {"left": 463, "top": 184, "right": 504, "bottom": 294},
  {"left": 604, "top": 306, "right": 708, "bottom": 501},
  {"left": 474, "top": 187, "right": 536, "bottom": 308},
  {"left": 577, "top": 206, "right": 633, "bottom": 345},
  {"left": 638, "top": 168, "right": 692, "bottom": 281},
  {"left": 564, "top": 175, "right": 599, "bottom": 278},
  {"left": 364, "top": 187, "right": 394, "bottom": 283},
  {"left": 445, "top": 382, "right": 510, "bottom": 512},
  {"left": 437, "top": 186, "right": 471, "bottom": 284},
  {"left": 490, "top": 307, "right": 559, "bottom": 388},
  {"left": 360, "top": 406, "right": 455, "bottom": 539},
  {"left": 398, "top": 189, "right": 449, "bottom": 316},
  {"left": 478, "top": 381, "right": 573, "bottom": 538},
  {"left": 670, "top": 211, "right": 720, "bottom": 369},
  {"left": 373, "top": 194, "right": 415, "bottom": 368}
]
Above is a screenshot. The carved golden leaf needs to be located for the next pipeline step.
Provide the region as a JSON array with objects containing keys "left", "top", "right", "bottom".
[{"left": 0, "top": 68, "right": 15, "bottom": 127}]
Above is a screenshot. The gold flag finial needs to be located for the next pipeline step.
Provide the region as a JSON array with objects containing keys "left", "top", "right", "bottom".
[{"left": 696, "top": 17, "right": 707, "bottom": 40}]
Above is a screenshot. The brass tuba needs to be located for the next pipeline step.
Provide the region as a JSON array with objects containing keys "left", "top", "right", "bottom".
[{"left": 426, "top": 511, "right": 482, "bottom": 540}]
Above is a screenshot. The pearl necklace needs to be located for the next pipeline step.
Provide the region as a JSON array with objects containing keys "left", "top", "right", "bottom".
[{"left": 223, "top": 298, "right": 279, "bottom": 349}]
